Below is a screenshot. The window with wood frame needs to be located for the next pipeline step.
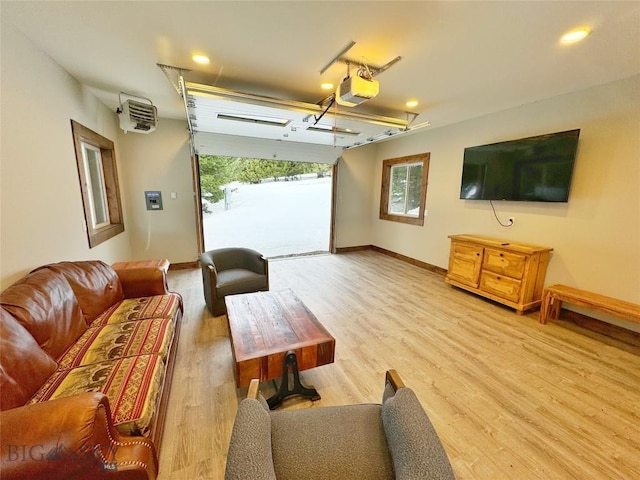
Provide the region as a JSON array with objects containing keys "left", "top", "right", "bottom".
[
  {"left": 379, "top": 152, "right": 430, "bottom": 226},
  {"left": 71, "top": 120, "right": 124, "bottom": 247}
]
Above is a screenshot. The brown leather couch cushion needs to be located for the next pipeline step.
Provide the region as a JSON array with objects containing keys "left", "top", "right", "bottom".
[
  {"left": 0, "top": 268, "right": 87, "bottom": 359},
  {"left": 0, "top": 309, "right": 57, "bottom": 410},
  {"left": 43, "top": 261, "right": 124, "bottom": 324}
]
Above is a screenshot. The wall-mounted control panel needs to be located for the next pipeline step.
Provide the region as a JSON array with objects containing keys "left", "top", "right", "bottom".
[{"left": 145, "top": 191, "right": 163, "bottom": 211}]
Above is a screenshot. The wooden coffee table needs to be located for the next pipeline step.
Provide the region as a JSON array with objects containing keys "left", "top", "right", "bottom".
[{"left": 225, "top": 289, "right": 335, "bottom": 408}]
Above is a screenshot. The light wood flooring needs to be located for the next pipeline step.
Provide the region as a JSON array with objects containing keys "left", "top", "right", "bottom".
[{"left": 158, "top": 250, "right": 640, "bottom": 479}]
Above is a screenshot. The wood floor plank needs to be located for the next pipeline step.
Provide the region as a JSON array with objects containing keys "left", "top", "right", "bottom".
[{"left": 158, "top": 251, "right": 640, "bottom": 480}]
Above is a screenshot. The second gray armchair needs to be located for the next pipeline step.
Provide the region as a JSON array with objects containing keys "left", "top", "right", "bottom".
[
  {"left": 224, "top": 370, "right": 456, "bottom": 480},
  {"left": 200, "top": 247, "right": 269, "bottom": 315}
]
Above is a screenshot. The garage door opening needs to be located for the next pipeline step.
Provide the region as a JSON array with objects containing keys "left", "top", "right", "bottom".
[{"left": 199, "top": 155, "right": 333, "bottom": 258}]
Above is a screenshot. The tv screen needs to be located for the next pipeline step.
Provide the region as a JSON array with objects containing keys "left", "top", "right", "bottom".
[{"left": 459, "top": 129, "right": 580, "bottom": 202}]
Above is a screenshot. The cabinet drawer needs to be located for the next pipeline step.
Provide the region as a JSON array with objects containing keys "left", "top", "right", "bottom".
[
  {"left": 479, "top": 270, "right": 522, "bottom": 303},
  {"left": 447, "top": 243, "right": 483, "bottom": 287},
  {"left": 482, "top": 248, "right": 526, "bottom": 279}
]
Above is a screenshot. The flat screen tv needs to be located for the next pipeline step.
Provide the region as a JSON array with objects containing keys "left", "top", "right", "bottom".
[{"left": 459, "top": 129, "right": 580, "bottom": 202}]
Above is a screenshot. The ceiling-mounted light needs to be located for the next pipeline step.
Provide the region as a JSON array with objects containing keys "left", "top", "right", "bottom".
[
  {"left": 560, "top": 27, "right": 591, "bottom": 44},
  {"left": 406, "top": 99, "right": 419, "bottom": 108},
  {"left": 192, "top": 54, "right": 210, "bottom": 65},
  {"left": 321, "top": 82, "right": 334, "bottom": 90}
]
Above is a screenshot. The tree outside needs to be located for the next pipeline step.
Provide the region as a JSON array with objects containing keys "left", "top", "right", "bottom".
[
  {"left": 389, "top": 163, "right": 423, "bottom": 215},
  {"left": 199, "top": 155, "right": 329, "bottom": 208}
]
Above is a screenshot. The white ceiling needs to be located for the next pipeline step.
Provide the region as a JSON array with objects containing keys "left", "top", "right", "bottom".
[{"left": 3, "top": 1, "right": 639, "bottom": 151}]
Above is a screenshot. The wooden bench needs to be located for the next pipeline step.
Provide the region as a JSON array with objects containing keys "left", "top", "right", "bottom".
[{"left": 539, "top": 284, "right": 640, "bottom": 326}]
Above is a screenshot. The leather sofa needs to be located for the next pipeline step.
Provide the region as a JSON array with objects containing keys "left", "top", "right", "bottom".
[{"left": 0, "top": 260, "right": 183, "bottom": 480}]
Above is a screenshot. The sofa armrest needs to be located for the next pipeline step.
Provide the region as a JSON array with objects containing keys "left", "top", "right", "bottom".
[
  {"left": 0, "top": 393, "right": 157, "bottom": 480},
  {"left": 114, "top": 267, "right": 169, "bottom": 298}
]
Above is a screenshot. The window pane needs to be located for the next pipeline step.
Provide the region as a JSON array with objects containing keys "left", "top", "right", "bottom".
[
  {"left": 389, "top": 165, "right": 407, "bottom": 214},
  {"left": 379, "top": 152, "right": 429, "bottom": 226},
  {"left": 83, "top": 144, "right": 110, "bottom": 228},
  {"left": 406, "top": 164, "right": 423, "bottom": 215},
  {"left": 72, "top": 120, "right": 124, "bottom": 248}
]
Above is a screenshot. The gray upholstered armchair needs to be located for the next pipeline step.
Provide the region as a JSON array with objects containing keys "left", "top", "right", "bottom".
[
  {"left": 225, "top": 370, "right": 456, "bottom": 480},
  {"left": 200, "top": 248, "right": 269, "bottom": 315}
]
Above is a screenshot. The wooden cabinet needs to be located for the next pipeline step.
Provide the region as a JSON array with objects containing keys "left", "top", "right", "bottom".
[
  {"left": 447, "top": 242, "right": 484, "bottom": 288},
  {"left": 445, "top": 234, "right": 552, "bottom": 314}
]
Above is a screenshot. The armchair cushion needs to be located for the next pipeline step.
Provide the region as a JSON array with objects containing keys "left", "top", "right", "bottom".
[
  {"left": 216, "top": 269, "right": 268, "bottom": 298},
  {"left": 270, "top": 404, "right": 394, "bottom": 480},
  {"left": 382, "top": 388, "right": 456, "bottom": 480}
]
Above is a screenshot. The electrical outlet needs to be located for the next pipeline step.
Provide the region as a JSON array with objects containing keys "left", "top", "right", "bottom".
[{"left": 508, "top": 216, "right": 515, "bottom": 225}]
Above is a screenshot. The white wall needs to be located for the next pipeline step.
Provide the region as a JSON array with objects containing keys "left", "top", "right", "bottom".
[
  {"left": 334, "top": 144, "right": 378, "bottom": 247},
  {"left": 338, "top": 75, "right": 640, "bottom": 305},
  {"left": 0, "top": 21, "right": 132, "bottom": 288},
  {"left": 117, "top": 119, "right": 198, "bottom": 263}
]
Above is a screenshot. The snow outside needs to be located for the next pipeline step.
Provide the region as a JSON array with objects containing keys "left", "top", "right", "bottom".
[{"left": 203, "top": 175, "right": 332, "bottom": 258}]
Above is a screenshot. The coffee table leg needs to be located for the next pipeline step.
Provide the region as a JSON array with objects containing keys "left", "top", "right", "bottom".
[{"left": 267, "top": 350, "right": 321, "bottom": 409}]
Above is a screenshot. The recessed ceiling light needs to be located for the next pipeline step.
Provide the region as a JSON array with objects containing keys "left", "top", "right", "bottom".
[
  {"left": 560, "top": 28, "right": 591, "bottom": 44},
  {"left": 321, "top": 82, "right": 334, "bottom": 90},
  {"left": 192, "top": 54, "right": 211, "bottom": 65},
  {"left": 406, "top": 99, "right": 419, "bottom": 108}
]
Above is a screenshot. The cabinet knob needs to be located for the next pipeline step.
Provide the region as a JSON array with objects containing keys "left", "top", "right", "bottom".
[{"left": 499, "top": 253, "right": 504, "bottom": 257}]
